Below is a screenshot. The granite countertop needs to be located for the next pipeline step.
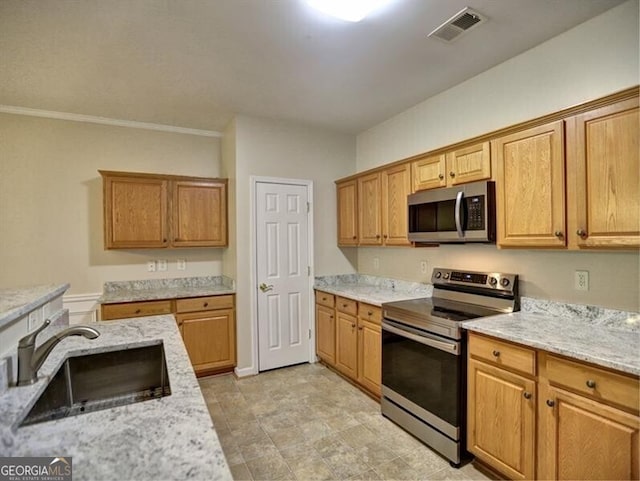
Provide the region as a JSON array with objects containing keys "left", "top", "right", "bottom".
[
  {"left": 463, "top": 310, "right": 640, "bottom": 376},
  {"left": 98, "top": 276, "right": 235, "bottom": 304},
  {"left": 314, "top": 274, "right": 432, "bottom": 306},
  {"left": 0, "top": 284, "right": 69, "bottom": 329},
  {"left": 0, "top": 315, "right": 232, "bottom": 481}
]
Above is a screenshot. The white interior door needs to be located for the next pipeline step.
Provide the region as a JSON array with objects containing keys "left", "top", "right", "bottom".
[{"left": 256, "top": 181, "right": 310, "bottom": 371}]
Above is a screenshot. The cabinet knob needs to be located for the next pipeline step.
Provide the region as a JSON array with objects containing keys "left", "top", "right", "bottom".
[
  {"left": 376, "top": 234, "right": 381, "bottom": 239},
  {"left": 351, "top": 323, "right": 356, "bottom": 328},
  {"left": 367, "top": 311, "right": 373, "bottom": 316},
  {"left": 546, "top": 399, "right": 555, "bottom": 407},
  {"left": 352, "top": 236, "right": 357, "bottom": 240},
  {"left": 163, "top": 239, "right": 167, "bottom": 243},
  {"left": 586, "top": 379, "right": 596, "bottom": 389},
  {"left": 343, "top": 304, "right": 348, "bottom": 308},
  {"left": 203, "top": 302, "right": 208, "bottom": 307},
  {"left": 329, "top": 315, "right": 334, "bottom": 319},
  {"left": 576, "top": 228, "right": 587, "bottom": 238},
  {"left": 383, "top": 234, "right": 388, "bottom": 239},
  {"left": 554, "top": 231, "right": 563, "bottom": 238},
  {"left": 492, "top": 350, "right": 500, "bottom": 357},
  {"left": 438, "top": 174, "right": 444, "bottom": 180},
  {"left": 449, "top": 171, "right": 455, "bottom": 178},
  {"left": 523, "top": 392, "right": 532, "bottom": 400},
  {"left": 322, "top": 297, "right": 326, "bottom": 301},
  {"left": 358, "top": 326, "right": 363, "bottom": 330},
  {"left": 135, "top": 309, "right": 141, "bottom": 314}
]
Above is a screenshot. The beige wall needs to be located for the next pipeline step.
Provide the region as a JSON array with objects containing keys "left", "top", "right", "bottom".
[
  {"left": 229, "top": 115, "right": 357, "bottom": 372},
  {"left": 355, "top": 0, "right": 640, "bottom": 312},
  {"left": 0, "top": 114, "right": 222, "bottom": 294}
]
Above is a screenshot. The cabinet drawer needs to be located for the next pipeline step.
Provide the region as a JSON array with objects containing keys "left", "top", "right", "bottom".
[
  {"left": 176, "top": 295, "right": 234, "bottom": 313},
  {"left": 316, "top": 291, "right": 335, "bottom": 308},
  {"left": 102, "top": 300, "right": 173, "bottom": 321},
  {"left": 545, "top": 354, "right": 640, "bottom": 412},
  {"left": 469, "top": 333, "right": 536, "bottom": 376},
  {"left": 336, "top": 296, "right": 357, "bottom": 316},
  {"left": 358, "top": 303, "right": 381, "bottom": 325}
]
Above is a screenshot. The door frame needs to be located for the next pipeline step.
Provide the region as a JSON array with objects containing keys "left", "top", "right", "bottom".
[{"left": 250, "top": 176, "right": 316, "bottom": 373}]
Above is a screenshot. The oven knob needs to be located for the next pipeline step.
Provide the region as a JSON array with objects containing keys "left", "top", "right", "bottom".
[
  {"left": 500, "top": 278, "right": 510, "bottom": 287},
  {"left": 434, "top": 271, "right": 442, "bottom": 279},
  {"left": 443, "top": 273, "right": 450, "bottom": 280},
  {"left": 489, "top": 277, "right": 498, "bottom": 286}
]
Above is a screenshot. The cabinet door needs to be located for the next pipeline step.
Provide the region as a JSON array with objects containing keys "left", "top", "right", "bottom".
[
  {"left": 571, "top": 97, "right": 639, "bottom": 248},
  {"left": 446, "top": 141, "right": 491, "bottom": 186},
  {"left": 493, "top": 121, "right": 566, "bottom": 247},
  {"left": 103, "top": 175, "right": 169, "bottom": 249},
  {"left": 539, "top": 384, "right": 640, "bottom": 480},
  {"left": 316, "top": 304, "right": 336, "bottom": 365},
  {"left": 381, "top": 163, "right": 411, "bottom": 246},
  {"left": 335, "top": 311, "right": 358, "bottom": 379},
  {"left": 412, "top": 154, "right": 446, "bottom": 192},
  {"left": 177, "top": 308, "right": 236, "bottom": 374},
  {"left": 468, "top": 359, "right": 536, "bottom": 480},
  {"left": 337, "top": 180, "right": 358, "bottom": 245},
  {"left": 172, "top": 180, "right": 227, "bottom": 247},
  {"left": 357, "top": 319, "right": 381, "bottom": 396},
  {"left": 358, "top": 173, "right": 382, "bottom": 245}
]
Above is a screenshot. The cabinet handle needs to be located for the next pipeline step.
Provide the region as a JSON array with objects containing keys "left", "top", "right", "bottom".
[
  {"left": 383, "top": 234, "right": 388, "bottom": 239},
  {"left": 329, "top": 315, "right": 334, "bottom": 319},
  {"left": 163, "top": 238, "right": 167, "bottom": 243},
  {"left": 554, "top": 231, "right": 563, "bottom": 238},
  {"left": 358, "top": 326, "right": 363, "bottom": 330},
  {"left": 203, "top": 302, "right": 208, "bottom": 307},
  {"left": 322, "top": 297, "right": 327, "bottom": 301},
  {"left": 546, "top": 399, "right": 555, "bottom": 407},
  {"left": 367, "top": 311, "right": 373, "bottom": 316},
  {"left": 135, "top": 309, "right": 141, "bottom": 314},
  {"left": 492, "top": 350, "right": 500, "bottom": 357},
  {"left": 523, "top": 392, "right": 532, "bottom": 399},
  {"left": 376, "top": 234, "right": 381, "bottom": 239},
  {"left": 352, "top": 236, "right": 357, "bottom": 240},
  {"left": 449, "top": 171, "right": 455, "bottom": 178},
  {"left": 576, "top": 228, "right": 587, "bottom": 238},
  {"left": 351, "top": 323, "right": 356, "bottom": 328},
  {"left": 438, "top": 174, "right": 444, "bottom": 180},
  {"left": 343, "top": 304, "right": 348, "bottom": 308},
  {"left": 586, "top": 379, "right": 596, "bottom": 389}
]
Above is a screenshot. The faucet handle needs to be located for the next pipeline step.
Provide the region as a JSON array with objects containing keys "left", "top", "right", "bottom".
[{"left": 18, "top": 319, "right": 51, "bottom": 347}]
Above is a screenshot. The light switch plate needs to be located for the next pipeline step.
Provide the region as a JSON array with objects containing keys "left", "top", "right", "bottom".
[
  {"left": 157, "top": 259, "right": 168, "bottom": 272},
  {"left": 177, "top": 259, "right": 187, "bottom": 271},
  {"left": 147, "top": 260, "right": 156, "bottom": 272}
]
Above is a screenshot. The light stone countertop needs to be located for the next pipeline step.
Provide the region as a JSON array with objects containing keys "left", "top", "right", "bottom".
[
  {"left": 0, "top": 284, "right": 69, "bottom": 330},
  {"left": 98, "top": 276, "right": 235, "bottom": 304},
  {"left": 463, "top": 311, "right": 640, "bottom": 376},
  {"left": 314, "top": 274, "right": 432, "bottom": 306},
  {"left": 0, "top": 315, "right": 232, "bottom": 481}
]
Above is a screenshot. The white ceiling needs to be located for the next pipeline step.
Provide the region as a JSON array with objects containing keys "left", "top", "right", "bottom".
[{"left": 0, "top": 0, "right": 626, "bottom": 134}]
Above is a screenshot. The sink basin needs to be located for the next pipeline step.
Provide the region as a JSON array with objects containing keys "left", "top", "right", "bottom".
[{"left": 20, "top": 343, "right": 171, "bottom": 427}]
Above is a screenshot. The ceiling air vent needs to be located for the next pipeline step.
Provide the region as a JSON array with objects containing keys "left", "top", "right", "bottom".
[{"left": 428, "top": 7, "right": 487, "bottom": 43}]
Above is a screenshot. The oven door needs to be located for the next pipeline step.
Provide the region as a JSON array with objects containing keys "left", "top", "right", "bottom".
[{"left": 381, "top": 319, "right": 463, "bottom": 440}]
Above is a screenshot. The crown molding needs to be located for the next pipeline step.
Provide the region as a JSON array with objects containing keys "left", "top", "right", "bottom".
[{"left": 0, "top": 105, "right": 222, "bottom": 138}]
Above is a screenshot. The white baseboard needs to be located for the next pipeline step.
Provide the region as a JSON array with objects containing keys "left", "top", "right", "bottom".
[
  {"left": 63, "top": 293, "right": 101, "bottom": 325},
  {"left": 234, "top": 366, "right": 258, "bottom": 378}
]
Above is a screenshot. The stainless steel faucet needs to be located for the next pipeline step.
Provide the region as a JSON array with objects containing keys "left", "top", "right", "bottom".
[{"left": 17, "top": 319, "right": 100, "bottom": 386}]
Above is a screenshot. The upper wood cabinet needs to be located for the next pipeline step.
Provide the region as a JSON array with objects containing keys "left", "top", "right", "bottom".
[
  {"left": 100, "top": 171, "right": 227, "bottom": 249},
  {"left": 446, "top": 141, "right": 492, "bottom": 186},
  {"left": 358, "top": 172, "right": 383, "bottom": 245},
  {"left": 493, "top": 121, "right": 566, "bottom": 248},
  {"left": 568, "top": 96, "right": 640, "bottom": 249},
  {"left": 381, "top": 163, "right": 411, "bottom": 246},
  {"left": 336, "top": 179, "right": 358, "bottom": 246},
  {"left": 412, "top": 142, "right": 491, "bottom": 193}
]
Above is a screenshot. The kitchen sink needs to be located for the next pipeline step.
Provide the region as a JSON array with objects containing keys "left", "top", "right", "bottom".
[{"left": 20, "top": 343, "right": 171, "bottom": 427}]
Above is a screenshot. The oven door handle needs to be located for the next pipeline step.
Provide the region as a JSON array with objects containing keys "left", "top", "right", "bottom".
[
  {"left": 454, "top": 190, "right": 464, "bottom": 239},
  {"left": 382, "top": 321, "right": 460, "bottom": 355}
]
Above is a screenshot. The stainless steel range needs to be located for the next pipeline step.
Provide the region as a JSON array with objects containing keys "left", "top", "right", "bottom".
[{"left": 381, "top": 268, "right": 519, "bottom": 467}]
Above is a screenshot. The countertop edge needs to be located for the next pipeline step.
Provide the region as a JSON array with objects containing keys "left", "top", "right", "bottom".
[{"left": 0, "top": 283, "right": 70, "bottom": 330}]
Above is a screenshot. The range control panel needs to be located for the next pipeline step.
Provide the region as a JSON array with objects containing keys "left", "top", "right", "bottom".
[{"left": 431, "top": 268, "right": 518, "bottom": 293}]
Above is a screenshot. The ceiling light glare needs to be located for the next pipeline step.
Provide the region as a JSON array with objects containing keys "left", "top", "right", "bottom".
[{"left": 305, "top": 0, "right": 392, "bottom": 22}]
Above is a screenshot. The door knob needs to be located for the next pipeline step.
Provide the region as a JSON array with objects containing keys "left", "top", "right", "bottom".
[{"left": 259, "top": 283, "right": 274, "bottom": 292}]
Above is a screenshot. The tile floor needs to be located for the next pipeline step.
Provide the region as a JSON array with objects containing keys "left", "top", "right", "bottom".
[{"left": 198, "top": 363, "right": 492, "bottom": 481}]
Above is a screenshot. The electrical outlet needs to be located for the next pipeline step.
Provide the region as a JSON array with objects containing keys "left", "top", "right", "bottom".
[
  {"left": 420, "top": 260, "right": 428, "bottom": 274},
  {"left": 575, "top": 270, "right": 589, "bottom": 291},
  {"left": 147, "top": 260, "right": 156, "bottom": 272},
  {"left": 157, "top": 259, "right": 168, "bottom": 272},
  {"left": 373, "top": 257, "right": 379, "bottom": 270},
  {"left": 177, "top": 259, "right": 187, "bottom": 271}
]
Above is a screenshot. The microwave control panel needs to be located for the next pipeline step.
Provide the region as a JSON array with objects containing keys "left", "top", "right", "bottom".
[{"left": 466, "top": 196, "right": 485, "bottom": 230}]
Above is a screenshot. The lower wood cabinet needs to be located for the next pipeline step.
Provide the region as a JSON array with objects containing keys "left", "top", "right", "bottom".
[
  {"left": 468, "top": 332, "right": 640, "bottom": 481},
  {"left": 315, "top": 290, "right": 381, "bottom": 397},
  {"left": 101, "top": 294, "right": 236, "bottom": 377}
]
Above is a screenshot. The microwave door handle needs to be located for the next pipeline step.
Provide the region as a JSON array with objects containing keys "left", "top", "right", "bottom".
[{"left": 454, "top": 190, "right": 464, "bottom": 238}]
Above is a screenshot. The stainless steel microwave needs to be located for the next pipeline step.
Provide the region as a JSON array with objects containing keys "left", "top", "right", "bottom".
[{"left": 407, "top": 180, "right": 495, "bottom": 243}]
